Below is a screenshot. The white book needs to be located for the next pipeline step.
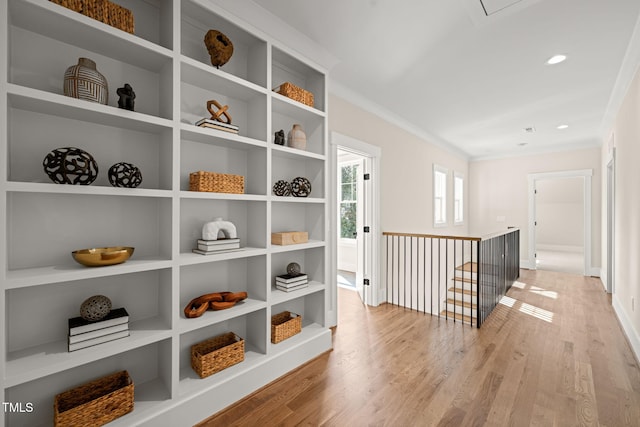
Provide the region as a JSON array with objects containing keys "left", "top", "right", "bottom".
[
  {"left": 69, "top": 322, "right": 129, "bottom": 344},
  {"left": 68, "top": 330, "right": 130, "bottom": 352}
]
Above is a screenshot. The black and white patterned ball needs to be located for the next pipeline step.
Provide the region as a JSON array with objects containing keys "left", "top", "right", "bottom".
[
  {"left": 80, "top": 295, "right": 112, "bottom": 321},
  {"left": 43, "top": 147, "right": 98, "bottom": 185},
  {"left": 108, "top": 162, "right": 143, "bottom": 188},
  {"left": 291, "top": 177, "right": 311, "bottom": 197},
  {"left": 273, "top": 179, "right": 291, "bottom": 196}
]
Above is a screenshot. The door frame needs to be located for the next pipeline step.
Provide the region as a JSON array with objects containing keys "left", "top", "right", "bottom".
[
  {"left": 606, "top": 147, "right": 616, "bottom": 293},
  {"left": 329, "top": 132, "right": 381, "bottom": 327},
  {"left": 527, "top": 169, "right": 593, "bottom": 275}
]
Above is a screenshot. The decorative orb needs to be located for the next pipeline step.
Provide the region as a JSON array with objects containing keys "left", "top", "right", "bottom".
[
  {"left": 287, "top": 262, "right": 301, "bottom": 276},
  {"left": 43, "top": 147, "right": 98, "bottom": 185},
  {"left": 273, "top": 179, "right": 291, "bottom": 196},
  {"left": 204, "top": 29, "right": 234, "bottom": 68},
  {"left": 80, "top": 295, "right": 112, "bottom": 321},
  {"left": 291, "top": 177, "right": 311, "bottom": 197},
  {"left": 108, "top": 162, "right": 142, "bottom": 188}
]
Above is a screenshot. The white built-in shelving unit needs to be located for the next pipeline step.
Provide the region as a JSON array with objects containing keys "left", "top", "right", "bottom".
[{"left": 0, "top": 0, "right": 331, "bottom": 425}]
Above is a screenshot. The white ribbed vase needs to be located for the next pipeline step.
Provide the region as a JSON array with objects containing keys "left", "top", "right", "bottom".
[
  {"left": 287, "top": 124, "right": 307, "bottom": 150},
  {"left": 64, "top": 58, "right": 109, "bottom": 105}
]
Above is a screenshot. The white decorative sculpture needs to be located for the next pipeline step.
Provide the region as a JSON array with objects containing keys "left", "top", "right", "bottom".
[{"left": 202, "top": 217, "right": 238, "bottom": 240}]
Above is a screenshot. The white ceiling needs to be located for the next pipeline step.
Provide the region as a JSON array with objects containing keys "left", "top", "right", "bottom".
[{"left": 254, "top": 0, "right": 640, "bottom": 159}]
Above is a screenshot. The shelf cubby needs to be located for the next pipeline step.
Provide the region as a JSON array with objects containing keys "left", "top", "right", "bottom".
[
  {"left": 271, "top": 201, "right": 325, "bottom": 243},
  {"left": 180, "top": 134, "right": 267, "bottom": 196},
  {"left": 6, "top": 192, "right": 172, "bottom": 271},
  {"left": 272, "top": 46, "right": 326, "bottom": 113},
  {"left": 8, "top": 13, "right": 173, "bottom": 119},
  {"left": 271, "top": 98, "right": 325, "bottom": 156},
  {"left": 178, "top": 309, "right": 267, "bottom": 395},
  {"left": 5, "top": 269, "right": 172, "bottom": 387},
  {"left": 181, "top": 0, "right": 267, "bottom": 88},
  {"left": 7, "top": 105, "right": 173, "bottom": 191},
  {"left": 5, "top": 339, "right": 172, "bottom": 427}
]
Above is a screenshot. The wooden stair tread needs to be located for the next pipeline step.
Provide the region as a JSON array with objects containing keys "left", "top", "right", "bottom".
[
  {"left": 440, "top": 310, "right": 474, "bottom": 324},
  {"left": 448, "top": 286, "right": 477, "bottom": 296},
  {"left": 452, "top": 276, "right": 477, "bottom": 284},
  {"left": 455, "top": 262, "right": 477, "bottom": 273},
  {"left": 445, "top": 298, "right": 477, "bottom": 309}
]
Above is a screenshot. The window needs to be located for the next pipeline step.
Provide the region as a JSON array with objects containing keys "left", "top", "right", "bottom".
[
  {"left": 454, "top": 172, "right": 464, "bottom": 225},
  {"left": 433, "top": 165, "right": 448, "bottom": 227},
  {"left": 340, "top": 163, "right": 359, "bottom": 239}
]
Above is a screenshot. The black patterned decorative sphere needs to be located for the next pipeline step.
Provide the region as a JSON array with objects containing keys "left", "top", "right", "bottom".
[
  {"left": 108, "top": 162, "right": 143, "bottom": 188},
  {"left": 43, "top": 147, "right": 98, "bottom": 185},
  {"left": 80, "top": 295, "right": 112, "bottom": 321},
  {"left": 291, "top": 177, "right": 311, "bottom": 197},
  {"left": 287, "top": 262, "right": 301, "bottom": 276},
  {"left": 273, "top": 179, "right": 291, "bottom": 196}
]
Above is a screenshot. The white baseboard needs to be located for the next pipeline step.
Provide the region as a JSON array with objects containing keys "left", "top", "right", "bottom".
[{"left": 612, "top": 296, "right": 640, "bottom": 365}]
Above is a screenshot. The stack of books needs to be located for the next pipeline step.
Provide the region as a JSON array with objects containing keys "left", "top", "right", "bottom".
[
  {"left": 68, "top": 308, "right": 129, "bottom": 352},
  {"left": 192, "top": 238, "right": 241, "bottom": 255},
  {"left": 195, "top": 118, "right": 239, "bottom": 134},
  {"left": 275, "top": 273, "right": 308, "bottom": 292}
]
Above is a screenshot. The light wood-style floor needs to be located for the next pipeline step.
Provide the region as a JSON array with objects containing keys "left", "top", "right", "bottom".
[{"left": 198, "top": 269, "right": 640, "bottom": 426}]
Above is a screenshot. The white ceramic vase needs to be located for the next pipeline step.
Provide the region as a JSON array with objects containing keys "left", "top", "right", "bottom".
[{"left": 287, "top": 124, "right": 307, "bottom": 150}]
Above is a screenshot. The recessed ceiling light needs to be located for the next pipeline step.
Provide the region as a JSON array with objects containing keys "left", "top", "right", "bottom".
[
  {"left": 557, "top": 124, "right": 569, "bottom": 130},
  {"left": 547, "top": 54, "right": 567, "bottom": 65}
]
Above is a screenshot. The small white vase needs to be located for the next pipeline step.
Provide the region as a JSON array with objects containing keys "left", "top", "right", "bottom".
[{"left": 287, "top": 124, "right": 307, "bottom": 150}]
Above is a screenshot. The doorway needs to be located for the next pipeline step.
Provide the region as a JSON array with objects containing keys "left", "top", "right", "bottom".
[
  {"left": 527, "top": 170, "right": 593, "bottom": 275},
  {"left": 328, "top": 132, "right": 381, "bottom": 327}
]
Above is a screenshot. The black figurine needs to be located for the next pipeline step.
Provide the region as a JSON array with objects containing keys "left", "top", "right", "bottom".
[
  {"left": 274, "top": 129, "right": 285, "bottom": 145},
  {"left": 117, "top": 83, "right": 136, "bottom": 111}
]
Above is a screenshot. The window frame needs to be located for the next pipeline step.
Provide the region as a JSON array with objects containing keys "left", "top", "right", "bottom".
[
  {"left": 433, "top": 164, "right": 448, "bottom": 228},
  {"left": 454, "top": 171, "right": 464, "bottom": 226}
]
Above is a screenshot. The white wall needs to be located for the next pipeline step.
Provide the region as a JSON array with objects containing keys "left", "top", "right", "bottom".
[
  {"left": 536, "top": 178, "right": 584, "bottom": 250},
  {"left": 605, "top": 62, "right": 640, "bottom": 361},
  {"left": 468, "top": 148, "right": 601, "bottom": 268},
  {"left": 329, "top": 94, "right": 469, "bottom": 236}
]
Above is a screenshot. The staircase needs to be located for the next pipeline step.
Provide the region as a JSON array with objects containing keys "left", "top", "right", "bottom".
[{"left": 440, "top": 262, "right": 477, "bottom": 325}]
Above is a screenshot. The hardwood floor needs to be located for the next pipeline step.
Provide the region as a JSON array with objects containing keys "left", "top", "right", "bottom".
[{"left": 197, "top": 269, "right": 640, "bottom": 426}]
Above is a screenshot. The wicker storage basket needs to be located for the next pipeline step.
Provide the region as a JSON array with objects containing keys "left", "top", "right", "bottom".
[
  {"left": 273, "top": 82, "right": 314, "bottom": 108},
  {"left": 49, "top": 0, "right": 135, "bottom": 34},
  {"left": 191, "top": 332, "right": 245, "bottom": 378},
  {"left": 54, "top": 370, "right": 134, "bottom": 427},
  {"left": 271, "top": 311, "right": 302, "bottom": 344},
  {"left": 189, "top": 171, "right": 245, "bottom": 194}
]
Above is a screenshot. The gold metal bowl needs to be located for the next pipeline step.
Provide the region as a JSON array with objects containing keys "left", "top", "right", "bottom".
[{"left": 72, "top": 246, "right": 134, "bottom": 267}]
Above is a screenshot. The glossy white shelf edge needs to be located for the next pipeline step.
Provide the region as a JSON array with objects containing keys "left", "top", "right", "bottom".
[
  {"left": 270, "top": 281, "right": 325, "bottom": 305},
  {"left": 6, "top": 181, "right": 173, "bottom": 198},
  {"left": 271, "top": 196, "right": 326, "bottom": 204},
  {"left": 177, "top": 299, "right": 267, "bottom": 334},
  {"left": 5, "top": 259, "right": 173, "bottom": 289},
  {"left": 180, "top": 123, "right": 268, "bottom": 149},
  {"left": 5, "top": 317, "right": 170, "bottom": 388},
  {"left": 179, "top": 247, "right": 267, "bottom": 266},
  {"left": 271, "top": 91, "right": 326, "bottom": 117},
  {"left": 181, "top": 55, "right": 268, "bottom": 96},
  {"left": 271, "top": 144, "right": 325, "bottom": 161},
  {"left": 8, "top": 84, "right": 174, "bottom": 132},
  {"left": 270, "top": 240, "right": 326, "bottom": 253}
]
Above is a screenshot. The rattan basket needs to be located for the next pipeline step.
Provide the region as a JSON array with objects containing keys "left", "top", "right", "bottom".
[
  {"left": 191, "top": 332, "right": 245, "bottom": 378},
  {"left": 49, "top": 0, "right": 135, "bottom": 34},
  {"left": 189, "top": 171, "right": 245, "bottom": 194},
  {"left": 271, "top": 311, "right": 302, "bottom": 344},
  {"left": 54, "top": 370, "right": 134, "bottom": 427},
  {"left": 273, "top": 82, "right": 314, "bottom": 108}
]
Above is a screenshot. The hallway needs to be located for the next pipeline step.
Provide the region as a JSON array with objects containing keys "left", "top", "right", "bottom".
[{"left": 199, "top": 269, "right": 640, "bottom": 426}]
